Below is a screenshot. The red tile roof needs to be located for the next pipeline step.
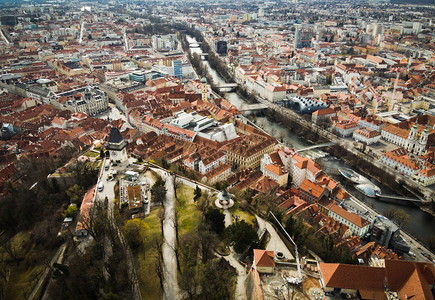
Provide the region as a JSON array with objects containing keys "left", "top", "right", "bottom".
[
  {"left": 300, "top": 179, "right": 325, "bottom": 199},
  {"left": 254, "top": 249, "right": 275, "bottom": 268},
  {"left": 319, "top": 263, "right": 385, "bottom": 300}
]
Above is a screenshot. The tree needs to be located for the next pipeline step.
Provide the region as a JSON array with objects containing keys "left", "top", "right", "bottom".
[
  {"left": 204, "top": 208, "right": 225, "bottom": 235},
  {"left": 62, "top": 205, "right": 78, "bottom": 218},
  {"left": 153, "top": 238, "right": 165, "bottom": 291},
  {"left": 426, "top": 235, "right": 435, "bottom": 253},
  {"left": 1, "top": 239, "right": 20, "bottom": 265},
  {"left": 382, "top": 208, "right": 410, "bottom": 227},
  {"left": 226, "top": 220, "right": 258, "bottom": 253},
  {"left": 161, "top": 158, "right": 170, "bottom": 169},
  {"left": 122, "top": 219, "right": 149, "bottom": 250},
  {"left": 151, "top": 177, "right": 167, "bottom": 207},
  {"left": 214, "top": 181, "right": 229, "bottom": 191},
  {"left": 193, "top": 185, "right": 202, "bottom": 202},
  {"left": 197, "top": 224, "right": 218, "bottom": 264},
  {"left": 285, "top": 215, "right": 305, "bottom": 245},
  {"left": 393, "top": 209, "right": 410, "bottom": 227},
  {"left": 66, "top": 184, "right": 84, "bottom": 204}
]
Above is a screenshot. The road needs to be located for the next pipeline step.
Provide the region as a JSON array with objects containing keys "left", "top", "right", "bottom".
[
  {"left": 96, "top": 104, "right": 133, "bottom": 131},
  {"left": 78, "top": 21, "right": 85, "bottom": 44},
  {"left": 123, "top": 29, "right": 129, "bottom": 51},
  {"left": 0, "top": 27, "right": 10, "bottom": 45},
  {"left": 98, "top": 158, "right": 143, "bottom": 300},
  {"left": 219, "top": 248, "right": 247, "bottom": 300}
]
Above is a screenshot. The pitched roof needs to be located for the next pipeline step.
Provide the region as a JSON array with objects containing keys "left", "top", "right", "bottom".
[
  {"left": 108, "top": 127, "right": 124, "bottom": 144},
  {"left": 300, "top": 179, "right": 325, "bottom": 199},
  {"left": 329, "top": 203, "right": 370, "bottom": 228},
  {"left": 385, "top": 260, "right": 435, "bottom": 300},
  {"left": 319, "top": 263, "right": 386, "bottom": 300},
  {"left": 264, "top": 163, "right": 287, "bottom": 176},
  {"left": 254, "top": 249, "right": 275, "bottom": 267}
]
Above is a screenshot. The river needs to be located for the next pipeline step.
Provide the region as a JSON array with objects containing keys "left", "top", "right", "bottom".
[{"left": 186, "top": 36, "right": 435, "bottom": 243}]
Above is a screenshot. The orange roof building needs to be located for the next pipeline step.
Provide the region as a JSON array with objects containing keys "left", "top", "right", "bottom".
[
  {"left": 299, "top": 179, "right": 327, "bottom": 204},
  {"left": 326, "top": 203, "right": 371, "bottom": 238},
  {"left": 319, "top": 260, "right": 435, "bottom": 300},
  {"left": 253, "top": 249, "right": 275, "bottom": 274}
]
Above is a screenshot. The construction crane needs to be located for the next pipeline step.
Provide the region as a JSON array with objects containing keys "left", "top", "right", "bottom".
[{"left": 269, "top": 211, "right": 302, "bottom": 284}]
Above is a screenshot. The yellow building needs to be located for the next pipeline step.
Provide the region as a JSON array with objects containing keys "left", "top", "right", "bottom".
[{"left": 226, "top": 135, "right": 277, "bottom": 170}]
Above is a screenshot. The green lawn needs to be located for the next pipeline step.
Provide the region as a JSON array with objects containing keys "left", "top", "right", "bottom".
[
  {"left": 84, "top": 150, "right": 100, "bottom": 158},
  {"left": 135, "top": 208, "right": 163, "bottom": 300},
  {"left": 231, "top": 209, "right": 256, "bottom": 226},
  {"left": 176, "top": 185, "right": 202, "bottom": 235},
  {"left": 2, "top": 232, "right": 46, "bottom": 300}
]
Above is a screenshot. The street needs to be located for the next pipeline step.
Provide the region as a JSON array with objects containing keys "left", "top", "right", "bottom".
[
  {"left": 97, "top": 158, "right": 143, "bottom": 300},
  {"left": 96, "top": 104, "right": 133, "bottom": 131}
]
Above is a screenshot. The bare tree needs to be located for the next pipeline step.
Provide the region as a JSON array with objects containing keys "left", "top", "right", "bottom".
[
  {"left": 2, "top": 240, "right": 20, "bottom": 266},
  {"left": 153, "top": 238, "right": 164, "bottom": 291},
  {"left": 0, "top": 257, "right": 10, "bottom": 300},
  {"left": 158, "top": 207, "right": 165, "bottom": 237}
]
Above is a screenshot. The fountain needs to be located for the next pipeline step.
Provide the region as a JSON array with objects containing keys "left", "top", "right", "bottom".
[{"left": 215, "top": 188, "right": 234, "bottom": 209}]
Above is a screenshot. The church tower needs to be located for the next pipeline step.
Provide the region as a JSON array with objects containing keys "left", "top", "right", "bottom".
[
  {"left": 417, "top": 125, "right": 429, "bottom": 156},
  {"left": 406, "top": 121, "right": 419, "bottom": 154},
  {"left": 201, "top": 77, "right": 208, "bottom": 102}
]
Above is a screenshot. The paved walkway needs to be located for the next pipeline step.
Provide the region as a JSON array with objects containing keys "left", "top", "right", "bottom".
[
  {"left": 256, "top": 216, "right": 294, "bottom": 260},
  {"left": 219, "top": 249, "right": 247, "bottom": 300},
  {"left": 221, "top": 209, "right": 247, "bottom": 300},
  {"left": 152, "top": 169, "right": 179, "bottom": 300},
  {"left": 29, "top": 243, "right": 67, "bottom": 300}
]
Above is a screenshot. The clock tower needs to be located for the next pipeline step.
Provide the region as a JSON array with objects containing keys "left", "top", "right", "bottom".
[{"left": 107, "top": 127, "right": 128, "bottom": 163}]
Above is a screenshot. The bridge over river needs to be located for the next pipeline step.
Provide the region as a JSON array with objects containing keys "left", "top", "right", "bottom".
[
  {"left": 376, "top": 193, "right": 428, "bottom": 204},
  {"left": 216, "top": 83, "right": 238, "bottom": 91},
  {"left": 238, "top": 103, "right": 269, "bottom": 111},
  {"left": 295, "top": 142, "right": 335, "bottom": 152}
]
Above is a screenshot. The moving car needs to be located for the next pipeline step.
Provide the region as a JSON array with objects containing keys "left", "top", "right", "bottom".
[{"left": 98, "top": 182, "right": 104, "bottom": 192}]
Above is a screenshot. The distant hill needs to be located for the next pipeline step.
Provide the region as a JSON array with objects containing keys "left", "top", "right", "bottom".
[{"left": 391, "top": 0, "right": 435, "bottom": 5}]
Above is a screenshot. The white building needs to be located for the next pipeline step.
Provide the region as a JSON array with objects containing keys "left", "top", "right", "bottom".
[
  {"left": 334, "top": 121, "right": 359, "bottom": 137},
  {"left": 353, "top": 127, "right": 381, "bottom": 145},
  {"left": 405, "top": 123, "right": 429, "bottom": 156},
  {"left": 50, "top": 85, "right": 109, "bottom": 116},
  {"left": 381, "top": 125, "right": 408, "bottom": 147},
  {"left": 380, "top": 147, "right": 419, "bottom": 177},
  {"left": 327, "top": 204, "right": 371, "bottom": 238},
  {"left": 417, "top": 167, "right": 435, "bottom": 186}
]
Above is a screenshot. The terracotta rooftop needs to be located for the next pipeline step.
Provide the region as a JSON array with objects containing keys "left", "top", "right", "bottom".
[
  {"left": 264, "top": 163, "right": 287, "bottom": 176},
  {"left": 300, "top": 179, "right": 325, "bottom": 199},
  {"left": 329, "top": 203, "right": 370, "bottom": 228},
  {"left": 319, "top": 263, "right": 386, "bottom": 300},
  {"left": 254, "top": 249, "right": 275, "bottom": 268}
]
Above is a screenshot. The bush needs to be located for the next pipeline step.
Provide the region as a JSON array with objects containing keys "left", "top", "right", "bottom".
[{"left": 62, "top": 205, "right": 78, "bottom": 218}]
